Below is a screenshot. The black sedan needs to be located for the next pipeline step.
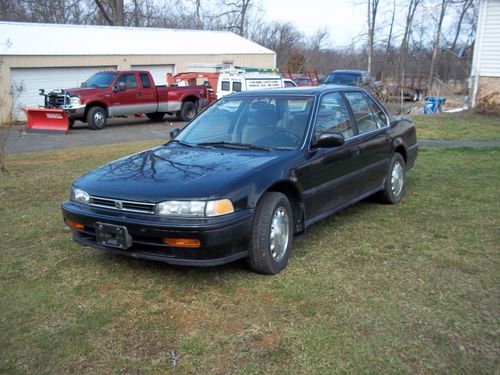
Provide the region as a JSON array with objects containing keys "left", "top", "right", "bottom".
[{"left": 62, "top": 86, "right": 418, "bottom": 274}]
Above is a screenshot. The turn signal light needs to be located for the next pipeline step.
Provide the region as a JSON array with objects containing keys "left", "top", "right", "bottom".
[
  {"left": 163, "top": 238, "right": 201, "bottom": 248},
  {"left": 65, "top": 219, "right": 85, "bottom": 230}
]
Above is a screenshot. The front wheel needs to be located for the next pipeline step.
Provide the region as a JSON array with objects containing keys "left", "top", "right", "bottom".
[
  {"left": 378, "top": 153, "right": 406, "bottom": 204},
  {"left": 247, "top": 192, "right": 293, "bottom": 275},
  {"left": 177, "top": 101, "right": 198, "bottom": 122},
  {"left": 87, "top": 106, "right": 107, "bottom": 130}
]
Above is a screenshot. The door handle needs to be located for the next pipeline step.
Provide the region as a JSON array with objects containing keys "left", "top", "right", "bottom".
[
  {"left": 138, "top": 92, "right": 144, "bottom": 97},
  {"left": 350, "top": 147, "right": 361, "bottom": 156}
]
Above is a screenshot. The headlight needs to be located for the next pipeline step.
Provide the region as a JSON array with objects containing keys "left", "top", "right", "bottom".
[
  {"left": 70, "top": 187, "right": 90, "bottom": 205},
  {"left": 156, "top": 199, "right": 234, "bottom": 217},
  {"left": 70, "top": 96, "right": 81, "bottom": 106}
]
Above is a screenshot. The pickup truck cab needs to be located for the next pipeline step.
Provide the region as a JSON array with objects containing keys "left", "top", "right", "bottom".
[{"left": 44, "top": 70, "right": 209, "bottom": 129}]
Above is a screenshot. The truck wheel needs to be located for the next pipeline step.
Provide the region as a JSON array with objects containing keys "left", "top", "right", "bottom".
[
  {"left": 146, "top": 112, "right": 165, "bottom": 121},
  {"left": 178, "top": 101, "right": 197, "bottom": 122},
  {"left": 247, "top": 192, "right": 293, "bottom": 275},
  {"left": 87, "top": 106, "right": 107, "bottom": 130}
]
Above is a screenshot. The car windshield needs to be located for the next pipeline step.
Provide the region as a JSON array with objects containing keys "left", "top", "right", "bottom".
[
  {"left": 176, "top": 96, "right": 315, "bottom": 150},
  {"left": 323, "top": 73, "right": 361, "bottom": 86},
  {"left": 82, "top": 72, "right": 118, "bottom": 88}
]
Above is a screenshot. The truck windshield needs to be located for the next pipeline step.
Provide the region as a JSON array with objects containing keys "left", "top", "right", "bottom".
[
  {"left": 176, "top": 96, "right": 314, "bottom": 150},
  {"left": 82, "top": 72, "right": 118, "bottom": 88},
  {"left": 323, "top": 73, "right": 361, "bottom": 86}
]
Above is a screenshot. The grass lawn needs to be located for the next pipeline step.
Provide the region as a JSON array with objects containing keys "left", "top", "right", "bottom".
[
  {"left": 412, "top": 110, "right": 500, "bottom": 141},
  {"left": 1, "top": 142, "right": 499, "bottom": 374}
]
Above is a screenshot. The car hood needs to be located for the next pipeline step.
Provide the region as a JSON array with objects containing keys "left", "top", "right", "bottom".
[
  {"left": 75, "top": 144, "right": 282, "bottom": 202},
  {"left": 66, "top": 87, "right": 105, "bottom": 97}
]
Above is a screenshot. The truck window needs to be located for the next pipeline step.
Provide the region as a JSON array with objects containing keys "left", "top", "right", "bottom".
[
  {"left": 116, "top": 73, "right": 138, "bottom": 89},
  {"left": 221, "top": 81, "right": 230, "bottom": 91},
  {"left": 139, "top": 73, "right": 151, "bottom": 88},
  {"left": 232, "top": 82, "right": 242, "bottom": 92}
]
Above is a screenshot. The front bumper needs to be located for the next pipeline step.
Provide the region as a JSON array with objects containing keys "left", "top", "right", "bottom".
[
  {"left": 63, "top": 104, "right": 86, "bottom": 119},
  {"left": 61, "top": 201, "right": 253, "bottom": 266}
]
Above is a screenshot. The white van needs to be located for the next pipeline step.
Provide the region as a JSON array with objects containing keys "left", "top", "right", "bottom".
[{"left": 216, "top": 70, "right": 285, "bottom": 99}]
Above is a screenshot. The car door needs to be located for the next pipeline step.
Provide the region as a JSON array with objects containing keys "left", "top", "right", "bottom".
[
  {"left": 344, "top": 91, "right": 392, "bottom": 193},
  {"left": 110, "top": 72, "right": 141, "bottom": 116},
  {"left": 138, "top": 73, "right": 158, "bottom": 114},
  {"left": 294, "top": 91, "right": 364, "bottom": 221}
]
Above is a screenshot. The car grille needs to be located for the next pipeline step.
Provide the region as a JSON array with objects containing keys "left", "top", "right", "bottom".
[
  {"left": 89, "top": 196, "right": 156, "bottom": 214},
  {"left": 47, "top": 93, "right": 67, "bottom": 108}
]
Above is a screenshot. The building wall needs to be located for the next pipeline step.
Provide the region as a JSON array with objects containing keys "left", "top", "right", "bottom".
[
  {"left": 470, "top": 0, "right": 500, "bottom": 108},
  {"left": 0, "top": 53, "right": 275, "bottom": 122}
]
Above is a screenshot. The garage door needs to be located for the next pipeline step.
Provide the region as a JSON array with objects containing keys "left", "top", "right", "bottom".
[
  {"left": 131, "top": 65, "right": 174, "bottom": 86},
  {"left": 10, "top": 66, "right": 116, "bottom": 120}
]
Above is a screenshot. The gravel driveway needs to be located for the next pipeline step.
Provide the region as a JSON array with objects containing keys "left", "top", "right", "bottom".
[
  {"left": 6, "top": 117, "right": 187, "bottom": 154},
  {"left": 5, "top": 118, "right": 499, "bottom": 154}
]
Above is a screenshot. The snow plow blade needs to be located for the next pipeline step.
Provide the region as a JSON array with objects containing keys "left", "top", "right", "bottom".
[{"left": 24, "top": 108, "right": 69, "bottom": 133}]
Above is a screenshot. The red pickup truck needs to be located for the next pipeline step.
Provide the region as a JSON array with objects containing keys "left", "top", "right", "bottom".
[{"left": 41, "top": 70, "right": 209, "bottom": 129}]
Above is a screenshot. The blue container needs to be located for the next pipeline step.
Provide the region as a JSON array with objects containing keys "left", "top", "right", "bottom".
[{"left": 424, "top": 97, "right": 446, "bottom": 114}]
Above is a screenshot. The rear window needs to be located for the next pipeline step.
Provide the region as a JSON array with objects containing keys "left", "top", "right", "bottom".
[
  {"left": 139, "top": 73, "right": 151, "bottom": 88},
  {"left": 324, "top": 73, "right": 361, "bottom": 86}
]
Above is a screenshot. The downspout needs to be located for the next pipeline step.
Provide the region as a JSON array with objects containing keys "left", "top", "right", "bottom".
[{"left": 471, "top": 0, "right": 487, "bottom": 108}]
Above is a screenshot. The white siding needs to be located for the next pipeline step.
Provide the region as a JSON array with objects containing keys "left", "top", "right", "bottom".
[
  {"left": 477, "top": 0, "right": 500, "bottom": 77},
  {"left": 10, "top": 66, "right": 116, "bottom": 120}
]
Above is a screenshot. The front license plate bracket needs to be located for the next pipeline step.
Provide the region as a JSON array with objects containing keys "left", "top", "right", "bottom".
[{"left": 95, "top": 222, "right": 133, "bottom": 249}]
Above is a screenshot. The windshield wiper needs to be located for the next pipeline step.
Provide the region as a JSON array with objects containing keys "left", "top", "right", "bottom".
[
  {"left": 197, "top": 141, "right": 272, "bottom": 151},
  {"left": 166, "top": 139, "right": 195, "bottom": 147}
]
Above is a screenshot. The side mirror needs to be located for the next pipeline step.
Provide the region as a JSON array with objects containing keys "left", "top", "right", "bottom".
[
  {"left": 313, "top": 132, "right": 345, "bottom": 148},
  {"left": 113, "top": 82, "right": 126, "bottom": 92},
  {"left": 169, "top": 128, "right": 181, "bottom": 140}
]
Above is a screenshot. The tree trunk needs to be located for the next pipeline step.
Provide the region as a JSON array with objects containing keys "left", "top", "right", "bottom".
[{"left": 428, "top": 0, "right": 448, "bottom": 90}]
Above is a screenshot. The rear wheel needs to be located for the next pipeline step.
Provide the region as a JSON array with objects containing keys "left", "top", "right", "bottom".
[
  {"left": 378, "top": 153, "right": 406, "bottom": 204},
  {"left": 87, "top": 106, "right": 107, "bottom": 130},
  {"left": 146, "top": 112, "right": 165, "bottom": 121},
  {"left": 177, "top": 101, "right": 197, "bottom": 122},
  {"left": 247, "top": 192, "right": 293, "bottom": 275}
]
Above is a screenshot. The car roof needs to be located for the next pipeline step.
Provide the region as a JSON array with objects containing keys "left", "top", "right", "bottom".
[
  {"left": 330, "top": 70, "right": 367, "bottom": 75},
  {"left": 227, "top": 84, "right": 365, "bottom": 98}
]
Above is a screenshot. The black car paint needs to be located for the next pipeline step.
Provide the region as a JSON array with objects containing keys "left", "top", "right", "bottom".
[{"left": 61, "top": 85, "right": 418, "bottom": 266}]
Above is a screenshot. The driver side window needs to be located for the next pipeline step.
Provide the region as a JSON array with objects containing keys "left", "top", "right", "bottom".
[
  {"left": 116, "top": 74, "right": 138, "bottom": 89},
  {"left": 314, "top": 92, "right": 353, "bottom": 139}
]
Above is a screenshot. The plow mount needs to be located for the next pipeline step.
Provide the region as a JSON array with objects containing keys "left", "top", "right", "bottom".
[{"left": 24, "top": 107, "right": 70, "bottom": 133}]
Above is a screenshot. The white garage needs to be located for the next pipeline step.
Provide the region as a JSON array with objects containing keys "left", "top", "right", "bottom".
[
  {"left": 11, "top": 66, "right": 116, "bottom": 120},
  {"left": 130, "top": 65, "right": 174, "bottom": 86},
  {"left": 0, "top": 21, "right": 276, "bottom": 123}
]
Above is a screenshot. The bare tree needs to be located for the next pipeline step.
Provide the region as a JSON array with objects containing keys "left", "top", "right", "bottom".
[
  {"left": 367, "top": 0, "right": 380, "bottom": 75},
  {"left": 398, "top": 0, "right": 421, "bottom": 85},
  {"left": 94, "top": 0, "right": 124, "bottom": 26},
  {"left": 428, "top": 0, "right": 449, "bottom": 89},
  {"left": 217, "top": 0, "right": 253, "bottom": 36}
]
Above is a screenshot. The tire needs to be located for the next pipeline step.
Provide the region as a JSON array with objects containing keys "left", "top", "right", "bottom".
[
  {"left": 68, "top": 119, "right": 75, "bottom": 128},
  {"left": 247, "top": 192, "right": 293, "bottom": 275},
  {"left": 378, "top": 153, "right": 406, "bottom": 204},
  {"left": 87, "top": 106, "right": 107, "bottom": 130},
  {"left": 146, "top": 112, "right": 165, "bottom": 121},
  {"left": 178, "top": 101, "right": 197, "bottom": 122},
  {"left": 411, "top": 91, "right": 419, "bottom": 102}
]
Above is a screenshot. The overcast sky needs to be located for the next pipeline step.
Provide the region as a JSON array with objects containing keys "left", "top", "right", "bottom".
[{"left": 260, "top": 0, "right": 366, "bottom": 47}]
